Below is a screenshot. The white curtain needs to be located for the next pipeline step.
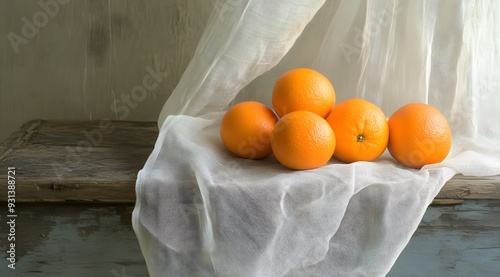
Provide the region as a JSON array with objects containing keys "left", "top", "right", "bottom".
[{"left": 133, "top": 1, "right": 500, "bottom": 276}]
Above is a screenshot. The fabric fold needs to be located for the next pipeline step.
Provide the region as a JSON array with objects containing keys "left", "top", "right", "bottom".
[{"left": 134, "top": 0, "right": 500, "bottom": 276}]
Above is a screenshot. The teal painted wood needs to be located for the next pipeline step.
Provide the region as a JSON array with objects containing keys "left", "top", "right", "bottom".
[
  {"left": 389, "top": 200, "right": 500, "bottom": 277},
  {"left": 0, "top": 203, "right": 149, "bottom": 277},
  {"left": 1, "top": 201, "right": 498, "bottom": 276}
]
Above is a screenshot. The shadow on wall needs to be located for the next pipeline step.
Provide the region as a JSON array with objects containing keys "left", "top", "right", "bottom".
[{"left": 0, "top": 0, "right": 215, "bottom": 142}]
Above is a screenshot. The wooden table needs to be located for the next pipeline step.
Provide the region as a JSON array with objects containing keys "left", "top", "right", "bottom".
[{"left": 0, "top": 120, "right": 499, "bottom": 276}]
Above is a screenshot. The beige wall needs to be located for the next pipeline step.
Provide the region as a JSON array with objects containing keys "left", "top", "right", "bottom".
[{"left": 0, "top": 0, "right": 214, "bottom": 142}]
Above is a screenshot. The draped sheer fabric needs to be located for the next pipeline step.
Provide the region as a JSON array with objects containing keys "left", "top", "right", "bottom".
[{"left": 133, "top": 1, "right": 500, "bottom": 276}]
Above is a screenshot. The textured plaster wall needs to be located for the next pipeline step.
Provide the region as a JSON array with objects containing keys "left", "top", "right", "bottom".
[{"left": 0, "top": 0, "right": 214, "bottom": 142}]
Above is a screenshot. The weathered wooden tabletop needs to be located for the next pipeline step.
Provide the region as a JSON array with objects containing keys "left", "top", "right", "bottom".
[
  {"left": 0, "top": 120, "right": 157, "bottom": 203},
  {"left": 0, "top": 120, "right": 499, "bottom": 203},
  {"left": 0, "top": 120, "right": 499, "bottom": 276}
]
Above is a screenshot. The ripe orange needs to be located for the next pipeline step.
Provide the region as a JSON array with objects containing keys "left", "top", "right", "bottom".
[
  {"left": 326, "top": 98, "right": 389, "bottom": 163},
  {"left": 220, "top": 101, "right": 278, "bottom": 159},
  {"left": 272, "top": 110, "right": 335, "bottom": 170},
  {"left": 272, "top": 68, "right": 335, "bottom": 118},
  {"left": 388, "top": 103, "right": 452, "bottom": 168}
]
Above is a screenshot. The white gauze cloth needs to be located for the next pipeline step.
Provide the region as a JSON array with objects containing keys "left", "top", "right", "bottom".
[{"left": 133, "top": 0, "right": 500, "bottom": 276}]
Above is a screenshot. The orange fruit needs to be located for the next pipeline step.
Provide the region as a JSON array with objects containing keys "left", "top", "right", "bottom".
[
  {"left": 326, "top": 98, "right": 389, "bottom": 163},
  {"left": 388, "top": 103, "right": 452, "bottom": 168},
  {"left": 272, "top": 110, "right": 335, "bottom": 170},
  {"left": 272, "top": 68, "right": 335, "bottom": 118},
  {"left": 220, "top": 101, "right": 278, "bottom": 159}
]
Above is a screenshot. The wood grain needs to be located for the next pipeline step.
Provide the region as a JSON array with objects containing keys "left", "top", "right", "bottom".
[
  {"left": 0, "top": 120, "right": 156, "bottom": 203},
  {"left": 389, "top": 200, "right": 500, "bottom": 276},
  {"left": 0, "top": 203, "right": 148, "bottom": 276},
  {"left": 436, "top": 174, "right": 500, "bottom": 200},
  {"left": 0, "top": 0, "right": 215, "bottom": 143},
  {"left": 0, "top": 201, "right": 498, "bottom": 276},
  {"left": 1, "top": 120, "right": 499, "bottom": 203}
]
